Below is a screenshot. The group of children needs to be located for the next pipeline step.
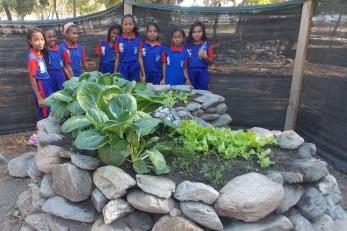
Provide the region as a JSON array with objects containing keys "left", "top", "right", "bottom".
[{"left": 26, "top": 14, "right": 214, "bottom": 132}]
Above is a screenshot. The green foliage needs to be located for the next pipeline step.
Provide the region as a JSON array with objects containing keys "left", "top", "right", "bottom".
[
  {"left": 44, "top": 72, "right": 169, "bottom": 175},
  {"left": 173, "top": 120, "right": 277, "bottom": 168},
  {"left": 160, "top": 90, "right": 195, "bottom": 107}
]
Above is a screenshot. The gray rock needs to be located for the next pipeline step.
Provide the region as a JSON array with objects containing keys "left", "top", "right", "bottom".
[
  {"left": 186, "top": 102, "right": 201, "bottom": 112},
  {"left": 37, "top": 116, "right": 64, "bottom": 144},
  {"left": 36, "top": 145, "right": 64, "bottom": 174},
  {"left": 0, "top": 154, "right": 8, "bottom": 162},
  {"left": 127, "top": 189, "right": 175, "bottom": 214},
  {"left": 91, "top": 218, "right": 132, "bottom": 231},
  {"left": 28, "top": 183, "right": 46, "bottom": 211},
  {"left": 170, "top": 207, "right": 182, "bottom": 217},
  {"left": 147, "top": 83, "right": 171, "bottom": 93},
  {"left": 194, "top": 89, "right": 212, "bottom": 95},
  {"left": 103, "top": 199, "right": 134, "bottom": 224},
  {"left": 71, "top": 154, "right": 100, "bottom": 170},
  {"left": 40, "top": 175, "right": 55, "bottom": 198},
  {"left": 174, "top": 181, "right": 219, "bottom": 204},
  {"left": 52, "top": 163, "right": 94, "bottom": 202},
  {"left": 180, "top": 201, "right": 223, "bottom": 230},
  {"left": 27, "top": 159, "right": 44, "bottom": 183},
  {"left": 271, "top": 130, "right": 282, "bottom": 138},
  {"left": 191, "top": 109, "right": 204, "bottom": 117},
  {"left": 317, "top": 175, "right": 337, "bottom": 195},
  {"left": 194, "top": 94, "right": 225, "bottom": 109},
  {"left": 42, "top": 196, "right": 97, "bottom": 223},
  {"left": 136, "top": 174, "right": 176, "bottom": 199},
  {"left": 266, "top": 172, "right": 284, "bottom": 185},
  {"left": 8, "top": 152, "right": 35, "bottom": 177},
  {"left": 25, "top": 213, "right": 51, "bottom": 231},
  {"left": 276, "top": 185, "right": 305, "bottom": 214},
  {"left": 210, "top": 113, "right": 232, "bottom": 127},
  {"left": 91, "top": 188, "right": 109, "bottom": 213},
  {"left": 192, "top": 116, "right": 213, "bottom": 127},
  {"left": 214, "top": 172, "right": 284, "bottom": 222},
  {"left": 311, "top": 214, "right": 334, "bottom": 231},
  {"left": 277, "top": 130, "right": 304, "bottom": 149},
  {"left": 251, "top": 127, "right": 274, "bottom": 139},
  {"left": 279, "top": 171, "right": 304, "bottom": 184},
  {"left": 200, "top": 113, "right": 220, "bottom": 121},
  {"left": 298, "top": 142, "right": 316, "bottom": 159},
  {"left": 93, "top": 166, "right": 136, "bottom": 200},
  {"left": 209, "top": 103, "right": 227, "bottom": 115},
  {"left": 326, "top": 203, "right": 346, "bottom": 220},
  {"left": 176, "top": 109, "right": 193, "bottom": 120},
  {"left": 19, "top": 224, "right": 35, "bottom": 231},
  {"left": 287, "top": 159, "right": 328, "bottom": 182},
  {"left": 126, "top": 211, "right": 153, "bottom": 231},
  {"left": 287, "top": 208, "right": 314, "bottom": 231},
  {"left": 172, "top": 85, "right": 194, "bottom": 92},
  {"left": 17, "top": 190, "right": 35, "bottom": 216},
  {"left": 297, "top": 187, "right": 327, "bottom": 219},
  {"left": 224, "top": 215, "right": 293, "bottom": 231},
  {"left": 152, "top": 215, "right": 203, "bottom": 231}
]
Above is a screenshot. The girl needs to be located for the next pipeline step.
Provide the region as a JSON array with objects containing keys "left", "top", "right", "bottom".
[
  {"left": 114, "top": 14, "right": 146, "bottom": 82},
  {"left": 60, "top": 22, "right": 89, "bottom": 77},
  {"left": 142, "top": 23, "right": 164, "bottom": 85},
  {"left": 186, "top": 22, "right": 214, "bottom": 90},
  {"left": 44, "top": 28, "right": 73, "bottom": 91},
  {"left": 27, "top": 27, "right": 53, "bottom": 145},
  {"left": 96, "top": 24, "right": 122, "bottom": 74},
  {"left": 161, "top": 29, "right": 190, "bottom": 85}
]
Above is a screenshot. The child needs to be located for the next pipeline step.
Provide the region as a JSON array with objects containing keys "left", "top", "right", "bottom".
[
  {"left": 161, "top": 29, "right": 190, "bottom": 85},
  {"left": 44, "top": 28, "right": 73, "bottom": 91},
  {"left": 114, "top": 14, "right": 146, "bottom": 82},
  {"left": 60, "top": 22, "right": 89, "bottom": 77},
  {"left": 96, "top": 24, "right": 121, "bottom": 74},
  {"left": 27, "top": 27, "right": 53, "bottom": 145},
  {"left": 142, "top": 23, "right": 164, "bottom": 85},
  {"left": 186, "top": 22, "right": 213, "bottom": 90}
]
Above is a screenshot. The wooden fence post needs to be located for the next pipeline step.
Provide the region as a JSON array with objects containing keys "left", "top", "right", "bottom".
[
  {"left": 124, "top": 1, "right": 133, "bottom": 15},
  {"left": 284, "top": 0, "right": 314, "bottom": 131}
]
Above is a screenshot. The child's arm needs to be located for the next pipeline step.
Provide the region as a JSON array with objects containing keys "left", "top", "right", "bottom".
[
  {"left": 64, "top": 65, "right": 73, "bottom": 79},
  {"left": 29, "top": 78, "right": 44, "bottom": 107},
  {"left": 81, "top": 47, "right": 89, "bottom": 72},
  {"left": 114, "top": 53, "right": 119, "bottom": 73},
  {"left": 95, "top": 41, "right": 102, "bottom": 71},
  {"left": 161, "top": 63, "right": 166, "bottom": 85},
  {"left": 184, "top": 58, "right": 191, "bottom": 85},
  {"left": 138, "top": 52, "right": 146, "bottom": 83},
  {"left": 96, "top": 57, "right": 100, "bottom": 72}
]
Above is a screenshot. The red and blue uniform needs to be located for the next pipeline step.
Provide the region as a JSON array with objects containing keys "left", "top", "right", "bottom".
[
  {"left": 115, "top": 33, "right": 142, "bottom": 81},
  {"left": 27, "top": 48, "right": 53, "bottom": 120},
  {"left": 142, "top": 40, "right": 164, "bottom": 85},
  {"left": 96, "top": 37, "right": 115, "bottom": 74},
  {"left": 47, "top": 45, "right": 71, "bottom": 91},
  {"left": 59, "top": 40, "right": 87, "bottom": 77},
  {"left": 162, "top": 45, "right": 188, "bottom": 85},
  {"left": 185, "top": 41, "right": 214, "bottom": 90}
]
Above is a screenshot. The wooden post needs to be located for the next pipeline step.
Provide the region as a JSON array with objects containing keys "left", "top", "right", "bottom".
[
  {"left": 284, "top": 0, "right": 314, "bottom": 131},
  {"left": 124, "top": 1, "right": 133, "bottom": 15}
]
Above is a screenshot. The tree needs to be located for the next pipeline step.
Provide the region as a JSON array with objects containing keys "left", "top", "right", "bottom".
[
  {"left": 7, "top": 0, "right": 35, "bottom": 20},
  {"left": 1, "top": 0, "right": 12, "bottom": 20}
]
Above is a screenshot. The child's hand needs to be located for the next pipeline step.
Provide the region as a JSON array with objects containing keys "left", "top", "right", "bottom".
[
  {"left": 38, "top": 97, "right": 45, "bottom": 108},
  {"left": 160, "top": 79, "right": 165, "bottom": 85},
  {"left": 198, "top": 49, "right": 208, "bottom": 59},
  {"left": 140, "top": 73, "right": 146, "bottom": 83},
  {"left": 186, "top": 78, "right": 191, "bottom": 85}
]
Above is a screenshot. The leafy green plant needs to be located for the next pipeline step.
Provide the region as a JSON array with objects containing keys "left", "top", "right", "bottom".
[
  {"left": 45, "top": 72, "right": 169, "bottom": 175},
  {"left": 172, "top": 120, "right": 277, "bottom": 168},
  {"left": 160, "top": 90, "right": 195, "bottom": 107}
]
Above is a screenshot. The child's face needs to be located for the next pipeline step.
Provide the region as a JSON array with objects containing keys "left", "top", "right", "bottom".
[
  {"left": 147, "top": 26, "right": 158, "bottom": 41},
  {"left": 109, "top": 28, "right": 119, "bottom": 42},
  {"left": 66, "top": 26, "right": 79, "bottom": 44},
  {"left": 172, "top": 31, "right": 184, "bottom": 46},
  {"left": 29, "top": 32, "right": 45, "bottom": 51},
  {"left": 192, "top": 26, "right": 203, "bottom": 41},
  {"left": 45, "top": 30, "right": 57, "bottom": 48},
  {"left": 122, "top": 17, "right": 135, "bottom": 34}
]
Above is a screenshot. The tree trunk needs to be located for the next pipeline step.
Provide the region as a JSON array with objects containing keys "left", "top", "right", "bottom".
[
  {"left": 53, "top": 0, "right": 59, "bottom": 19},
  {"left": 2, "top": 2, "right": 12, "bottom": 21},
  {"left": 72, "top": 0, "right": 76, "bottom": 17}
]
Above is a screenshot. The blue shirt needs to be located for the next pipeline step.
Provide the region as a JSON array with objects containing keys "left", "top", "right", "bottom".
[
  {"left": 186, "top": 41, "right": 211, "bottom": 69},
  {"left": 142, "top": 41, "right": 164, "bottom": 73},
  {"left": 97, "top": 37, "right": 115, "bottom": 66},
  {"left": 27, "top": 49, "right": 50, "bottom": 80},
  {"left": 164, "top": 46, "right": 188, "bottom": 85},
  {"left": 60, "top": 41, "right": 86, "bottom": 77},
  {"left": 116, "top": 33, "right": 141, "bottom": 63}
]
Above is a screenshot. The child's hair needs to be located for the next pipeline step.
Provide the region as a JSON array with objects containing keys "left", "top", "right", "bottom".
[
  {"left": 170, "top": 28, "right": 186, "bottom": 39},
  {"left": 26, "top": 27, "right": 45, "bottom": 48},
  {"left": 107, "top": 23, "right": 122, "bottom": 41},
  {"left": 188, "top": 22, "right": 207, "bottom": 43},
  {"left": 146, "top": 23, "right": 160, "bottom": 41},
  {"left": 121, "top": 14, "right": 139, "bottom": 35}
]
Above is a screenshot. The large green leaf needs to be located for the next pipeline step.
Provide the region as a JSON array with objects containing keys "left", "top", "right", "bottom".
[
  {"left": 61, "top": 115, "right": 91, "bottom": 133},
  {"left": 133, "top": 159, "right": 150, "bottom": 174},
  {"left": 66, "top": 101, "right": 84, "bottom": 115},
  {"left": 109, "top": 136, "right": 129, "bottom": 151},
  {"left": 108, "top": 94, "right": 137, "bottom": 119},
  {"left": 135, "top": 94, "right": 163, "bottom": 112},
  {"left": 122, "top": 81, "right": 136, "bottom": 94},
  {"left": 50, "top": 101, "right": 68, "bottom": 120},
  {"left": 49, "top": 91, "right": 73, "bottom": 102},
  {"left": 146, "top": 149, "right": 170, "bottom": 175},
  {"left": 98, "top": 144, "right": 129, "bottom": 167},
  {"left": 102, "top": 120, "right": 131, "bottom": 137},
  {"left": 86, "top": 108, "right": 109, "bottom": 129},
  {"left": 98, "top": 86, "right": 121, "bottom": 116},
  {"left": 74, "top": 129, "right": 108, "bottom": 150},
  {"left": 63, "top": 77, "right": 80, "bottom": 91},
  {"left": 79, "top": 72, "right": 91, "bottom": 81},
  {"left": 77, "top": 82, "right": 102, "bottom": 112},
  {"left": 98, "top": 73, "right": 113, "bottom": 85},
  {"left": 133, "top": 118, "right": 161, "bottom": 137}
]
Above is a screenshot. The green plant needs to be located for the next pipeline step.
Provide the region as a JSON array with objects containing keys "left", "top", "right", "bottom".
[
  {"left": 172, "top": 120, "right": 277, "bottom": 168},
  {"left": 45, "top": 72, "right": 169, "bottom": 175},
  {"left": 160, "top": 90, "right": 194, "bottom": 107}
]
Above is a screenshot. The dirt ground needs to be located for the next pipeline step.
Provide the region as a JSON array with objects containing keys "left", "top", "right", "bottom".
[{"left": 0, "top": 131, "right": 346, "bottom": 231}]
